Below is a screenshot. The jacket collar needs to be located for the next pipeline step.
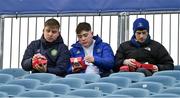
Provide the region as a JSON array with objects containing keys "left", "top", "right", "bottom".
[{"left": 130, "top": 34, "right": 151, "bottom": 48}]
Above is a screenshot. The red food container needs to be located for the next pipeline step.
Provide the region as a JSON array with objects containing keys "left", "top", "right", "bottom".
[
  {"left": 32, "top": 54, "right": 47, "bottom": 68},
  {"left": 119, "top": 61, "right": 154, "bottom": 72},
  {"left": 70, "top": 57, "right": 87, "bottom": 69}
]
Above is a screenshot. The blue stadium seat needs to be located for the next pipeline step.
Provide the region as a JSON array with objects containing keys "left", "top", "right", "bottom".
[
  {"left": 7, "top": 79, "right": 41, "bottom": 90},
  {"left": 109, "top": 72, "right": 145, "bottom": 82},
  {"left": 150, "top": 93, "right": 180, "bottom": 97},
  {"left": 112, "top": 88, "right": 150, "bottom": 97},
  {"left": 160, "top": 87, "right": 180, "bottom": 95},
  {"left": 59, "top": 95, "right": 85, "bottom": 98},
  {"left": 0, "top": 84, "right": 25, "bottom": 97},
  {"left": 0, "top": 74, "right": 14, "bottom": 84},
  {"left": 82, "top": 82, "right": 118, "bottom": 95},
  {"left": 174, "top": 65, "right": 180, "bottom": 70},
  {"left": 51, "top": 78, "right": 85, "bottom": 89},
  {"left": 174, "top": 83, "right": 180, "bottom": 87},
  {"left": 0, "top": 91, "right": 8, "bottom": 97},
  {"left": 97, "top": 76, "right": 131, "bottom": 88},
  {"left": 140, "top": 76, "right": 176, "bottom": 87},
  {"left": 36, "top": 84, "right": 71, "bottom": 96},
  {"left": 153, "top": 70, "right": 180, "bottom": 81},
  {"left": 23, "top": 73, "right": 57, "bottom": 83},
  {"left": 65, "top": 73, "right": 100, "bottom": 83},
  {"left": 68, "top": 89, "right": 102, "bottom": 97},
  {"left": 129, "top": 81, "right": 163, "bottom": 94},
  {"left": 18, "top": 90, "right": 55, "bottom": 97},
  {"left": 103, "top": 94, "right": 133, "bottom": 98},
  {"left": 0, "top": 68, "right": 28, "bottom": 78}
]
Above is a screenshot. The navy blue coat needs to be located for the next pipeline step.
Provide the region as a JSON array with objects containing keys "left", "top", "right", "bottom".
[
  {"left": 68, "top": 35, "right": 115, "bottom": 77},
  {"left": 21, "top": 35, "right": 71, "bottom": 76}
]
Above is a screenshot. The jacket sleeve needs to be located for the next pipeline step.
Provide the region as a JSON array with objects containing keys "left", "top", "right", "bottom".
[
  {"left": 93, "top": 43, "right": 115, "bottom": 70},
  {"left": 156, "top": 44, "right": 174, "bottom": 71},
  {"left": 47, "top": 45, "right": 71, "bottom": 77},
  {"left": 113, "top": 44, "right": 125, "bottom": 72},
  {"left": 21, "top": 42, "right": 35, "bottom": 71},
  {"left": 66, "top": 48, "right": 74, "bottom": 74}
]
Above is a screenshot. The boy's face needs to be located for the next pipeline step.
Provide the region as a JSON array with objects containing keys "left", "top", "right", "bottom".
[
  {"left": 77, "top": 30, "right": 93, "bottom": 48},
  {"left": 135, "top": 29, "right": 148, "bottom": 43},
  {"left": 43, "top": 26, "right": 60, "bottom": 42}
]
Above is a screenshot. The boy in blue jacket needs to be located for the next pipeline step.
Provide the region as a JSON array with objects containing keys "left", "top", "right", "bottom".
[
  {"left": 21, "top": 18, "right": 71, "bottom": 77},
  {"left": 68, "top": 22, "right": 114, "bottom": 77}
]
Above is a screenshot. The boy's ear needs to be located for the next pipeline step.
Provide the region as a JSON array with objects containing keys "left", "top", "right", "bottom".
[{"left": 91, "top": 31, "right": 93, "bottom": 35}]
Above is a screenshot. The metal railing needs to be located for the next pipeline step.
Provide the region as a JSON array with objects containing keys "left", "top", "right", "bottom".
[{"left": 0, "top": 11, "right": 180, "bottom": 68}]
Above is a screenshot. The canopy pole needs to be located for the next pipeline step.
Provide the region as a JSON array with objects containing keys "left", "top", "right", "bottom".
[
  {"left": 117, "top": 13, "right": 129, "bottom": 48},
  {"left": 0, "top": 16, "right": 4, "bottom": 69}
]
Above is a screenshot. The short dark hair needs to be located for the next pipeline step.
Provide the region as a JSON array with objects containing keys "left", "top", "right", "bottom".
[
  {"left": 44, "top": 18, "right": 60, "bottom": 29},
  {"left": 76, "top": 22, "right": 91, "bottom": 34}
]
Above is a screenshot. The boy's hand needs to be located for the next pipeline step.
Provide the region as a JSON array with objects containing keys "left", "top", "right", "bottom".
[
  {"left": 72, "top": 63, "right": 82, "bottom": 73},
  {"left": 84, "top": 55, "right": 94, "bottom": 63},
  {"left": 123, "top": 59, "right": 136, "bottom": 68},
  {"left": 34, "top": 64, "right": 47, "bottom": 72},
  {"left": 152, "top": 65, "right": 158, "bottom": 72}
]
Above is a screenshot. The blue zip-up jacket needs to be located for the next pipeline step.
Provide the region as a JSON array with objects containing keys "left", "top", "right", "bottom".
[
  {"left": 68, "top": 35, "right": 114, "bottom": 77},
  {"left": 21, "top": 35, "right": 71, "bottom": 77}
]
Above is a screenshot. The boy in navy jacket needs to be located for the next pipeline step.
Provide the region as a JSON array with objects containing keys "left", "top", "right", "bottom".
[{"left": 21, "top": 18, "right": 71, "bottom": 77}]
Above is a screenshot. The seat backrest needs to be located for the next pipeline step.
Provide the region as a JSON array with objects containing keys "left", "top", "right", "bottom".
[
  {"left": 23, "top": 73, "right": 56, "bottom": 83},
  {"left": 36, "top": 84, "right": 70, "bottom": 95},
  {"left": 82, "top": 82, "right": 118, "bottom": 94},
  {"left": 7, "top": 79, "right": 41, "bottom": 90},
  {"left": 174, "top": 83, "right": 180, "bottom": 87},
  {"left": 174, "top": 65, "right": 180, "bottom": 70},
  {"left": 140, "top": 76, "right": 176, "bottom": 87},
  {"left": 68, "top": 89, "right": 102, "bottom": 97},
  {"left": 104, "top": 94, "right": 134, "bottom": 98},
  {"left": 129, "top": 81, "right": 163, "bottom": 93},
  {"left": 0, "top": 74, "right": 14, "bottom": 83},
  {"left": 97, "top": 76, "right": 131, "bottom": 88},
  {"left": 0, "top": 84, "right": 25, "bottom": 96},
  {"left": 18, "top": 90, "right": 55, "bottom": 97},
  {"left": 59, "top": 95, "right": 85, "bottom": 98},
  {"left": 153, "top": 70, "right": 180, "bottom": 81},
  {"left": 0, "top": 91, "right": 8, "bottom": 97},
  {"left": 0, "top": 68, "right": 28, "bottom": 78},
  {"left": 109, "top": 72, "right": 145, "bottom": 82},
  {"left": 65, "top": 73, "right": 100, "bottom": 83},
  {"left": 150, "top": 93, "right": 180, "bottom": 97},
  {"left": 51, "top": 78, "right": 85, "bottom": 89},
  {"left": 161, "top": 87, "right": 180, "bottom": 95},
  {"left": 112, "top": 88, "right": 150, "bottom": 97}
]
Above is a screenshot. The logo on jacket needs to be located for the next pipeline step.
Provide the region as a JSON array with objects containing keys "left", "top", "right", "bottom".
[
  {"left": 36, "top": 49, "right": 40, "bottom": 53},
  {"left": 96, "top": 49, "right": 101, "bottom": 53},
  {"left": 76, "top": 50, "right": 80, "bottom": 54},
  {"left": 144, "top": 47, "right": 151, "bottom": 51},
  {"left": 51, "top": 49, "right": 58, "bottom": 56}
]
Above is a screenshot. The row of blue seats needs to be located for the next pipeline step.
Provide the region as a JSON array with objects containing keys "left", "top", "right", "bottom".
[
  {"left": 0, "top": 65, "right": 180, "bottom": 78},
  {"left": 0, "top": 68, "right": 180, "bottom": 82},
  {"left": 0, "top": 83, "right": 180, "bottom": 97},
  {"left": 0, "top": 68, "right": 180, "bottom": 97},
  {"left": 1, "top": 71, "right": 180, "bottom": 88}
]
